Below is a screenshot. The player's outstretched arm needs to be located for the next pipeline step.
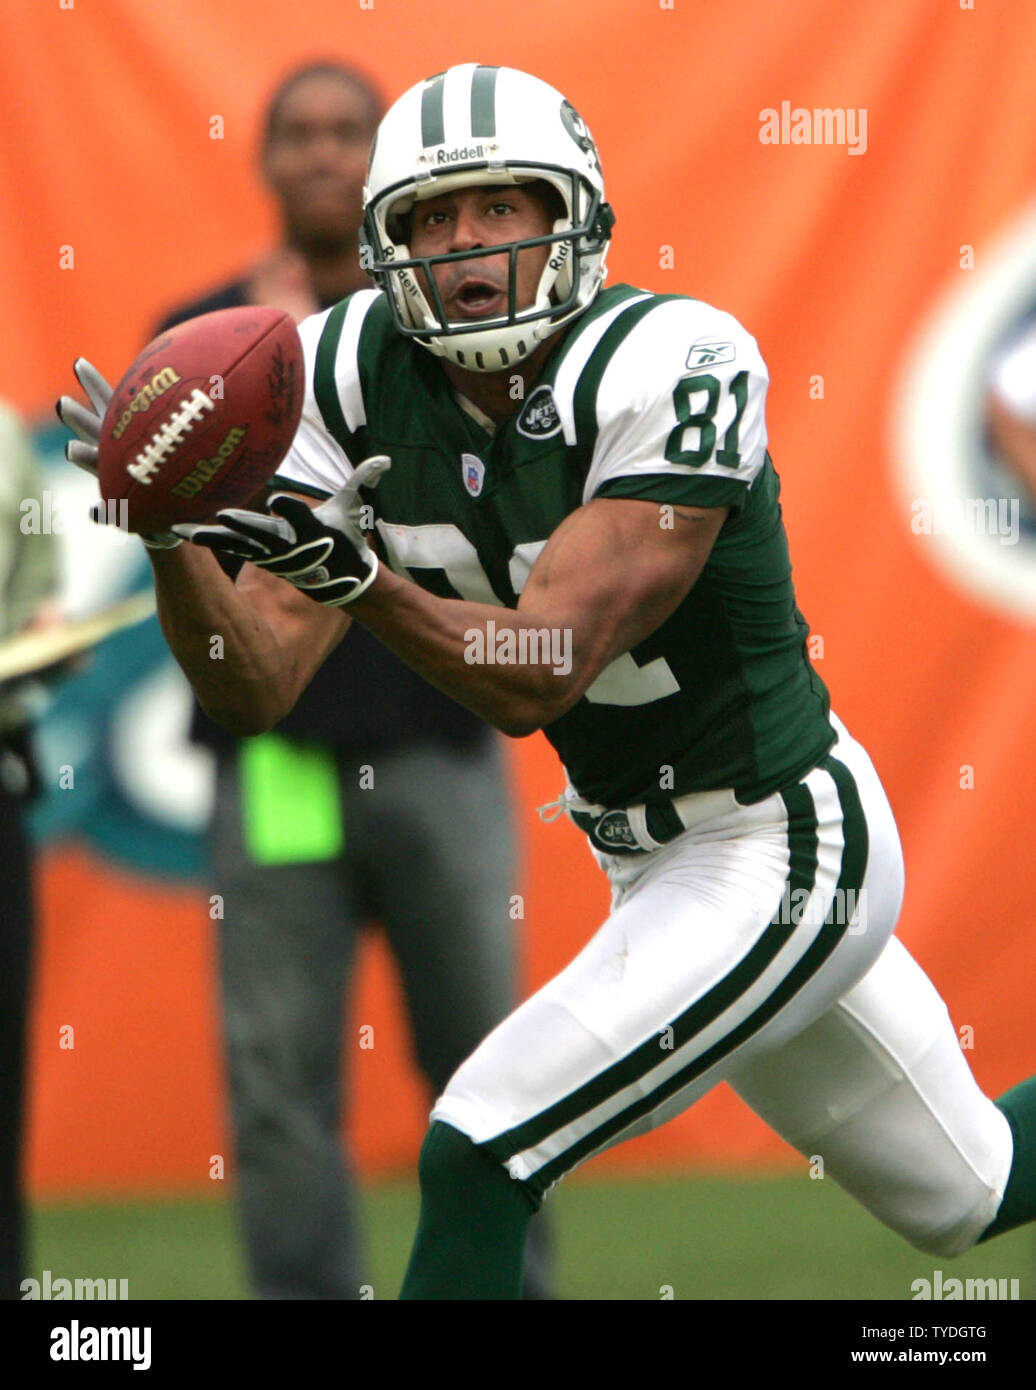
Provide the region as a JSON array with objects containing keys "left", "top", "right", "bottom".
[
  {"left": 57, "top": 358, "right": 349, "bottom": 735},
  {"left": 175, "top": 478, "right": 725, "bottom": 735},
  {"left": 148, "top": 539, "right": 350, "bottom": 735},
  {"left": 348, "top": 496, "right": 727, "bottom": 735}
]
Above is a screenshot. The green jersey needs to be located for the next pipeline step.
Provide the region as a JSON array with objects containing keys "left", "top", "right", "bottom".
[{"left": 274, "top": 283, "right": 834, "bottom": 807}]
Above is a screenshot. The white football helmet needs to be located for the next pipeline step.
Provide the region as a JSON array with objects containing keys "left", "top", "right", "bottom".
[{"left": 361, "top": 63, "right": 615, "bottom": 372}]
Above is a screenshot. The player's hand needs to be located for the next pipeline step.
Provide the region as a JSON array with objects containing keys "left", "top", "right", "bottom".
[
  {"left": 56, "top": 358, "right": 109, "bottom": 475},
  {"left": 56, "top": 359, "right": 182, "bottom": 550},
  {"left": 174, "top": 455, "right": 392, "bottom": 607}
]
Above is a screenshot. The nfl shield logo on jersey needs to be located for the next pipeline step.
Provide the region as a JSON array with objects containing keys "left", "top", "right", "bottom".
[{"left": 462, "top": 453, "right": 486, "bottom": 497}]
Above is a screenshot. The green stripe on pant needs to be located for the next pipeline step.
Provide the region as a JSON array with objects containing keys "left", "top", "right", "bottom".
[{"left": 484, "top": 758, "right": 868, "bottom": 1198}]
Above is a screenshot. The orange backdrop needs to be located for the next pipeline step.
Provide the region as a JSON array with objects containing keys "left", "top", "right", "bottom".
[{"left": 2, "top": 0, "right": 1033, "bottom": 1196}]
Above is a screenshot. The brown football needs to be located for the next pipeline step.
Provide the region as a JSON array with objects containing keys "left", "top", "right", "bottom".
[{"left": 97, "top": 306, "right": 304, "bottom": 533}]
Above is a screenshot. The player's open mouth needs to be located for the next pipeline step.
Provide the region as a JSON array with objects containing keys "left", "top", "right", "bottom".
[{"left": 450, "top": 280, "right": 506, "bottom": 319}]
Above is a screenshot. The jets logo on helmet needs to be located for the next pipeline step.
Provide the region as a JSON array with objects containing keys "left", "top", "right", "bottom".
[
  {"left": 360, "top": 64, "right": 616, "bottom": 372},
  {"left": 559, "top": 101, "right": 602, "bottom": 175}
]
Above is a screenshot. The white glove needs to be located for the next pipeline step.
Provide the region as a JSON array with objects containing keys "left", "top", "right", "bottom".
[
  {"left": 312, "top": 453, "right": 392, "bottom": 551},
  {"left": 56, "top": 358, "right": 182, "bottom": 550},
  {"left": 174, "top": 455, "right": 392, "bottom": 607}
]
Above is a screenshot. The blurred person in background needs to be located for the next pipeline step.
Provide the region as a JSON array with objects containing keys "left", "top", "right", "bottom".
[
  {"left": 153, "top": 61, "right": 552, "bottom": 1300},
  {"left": 0, "top": 403, "right": 59, "bottom": 1299}
]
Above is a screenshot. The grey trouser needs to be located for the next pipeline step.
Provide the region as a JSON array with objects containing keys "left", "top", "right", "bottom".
[{"left": 210, "top": 734, "right": 551, "bottom": 1298}]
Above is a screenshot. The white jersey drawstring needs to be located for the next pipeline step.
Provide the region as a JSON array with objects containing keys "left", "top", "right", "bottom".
[{"left": 536, "top": 781, "right": 606, "bottom": 824}]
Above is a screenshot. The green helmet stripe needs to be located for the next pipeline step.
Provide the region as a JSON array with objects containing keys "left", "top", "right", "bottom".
[
  {"left": 420, "top": 72, "right": 446, "bottom": 147},
  {"left": 469, "top": 65, "right": 498, "bottom": 138}
]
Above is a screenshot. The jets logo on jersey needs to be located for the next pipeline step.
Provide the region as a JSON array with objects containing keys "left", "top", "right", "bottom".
[
  {"left": 462, "top": 453, "right": 486, "bottom": 496},
  {"left": 686, "top": 341, "right": 736, "bottom": 372},
  {"left": 516, "top": 384, "right": 563, "bottom": 440},
  {"left": 592, "top": 811, "right": 639, "bottom": 850}
]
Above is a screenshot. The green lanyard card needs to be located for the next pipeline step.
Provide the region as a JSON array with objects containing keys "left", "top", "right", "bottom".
[{"left": 239, "top": 732, "right": 344, "bottom": 865}]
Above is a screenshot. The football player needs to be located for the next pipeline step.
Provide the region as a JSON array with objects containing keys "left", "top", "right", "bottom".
[{"left": 60, "top": 64, "right": 1035, "bottom": 1300}]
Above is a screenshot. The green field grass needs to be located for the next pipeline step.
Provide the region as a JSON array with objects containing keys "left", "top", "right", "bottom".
[{"left": 27, "top": 1173, "right": 1034, "bottom": 1301}]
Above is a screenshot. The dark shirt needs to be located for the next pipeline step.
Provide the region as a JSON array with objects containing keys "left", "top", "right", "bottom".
[{"left": 155, "top": 279, "right": 487, "bottom": 755}]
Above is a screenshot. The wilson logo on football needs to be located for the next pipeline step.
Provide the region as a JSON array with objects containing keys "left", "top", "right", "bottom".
[
  {"left": 171, "top": 426, "right": 249, "bottom": 499},
  {"left": 516, "top": 384, "right": 562, "bottom": 439},
  {"left": 111, "top": 367, "right": 183, "bottom": 440}
]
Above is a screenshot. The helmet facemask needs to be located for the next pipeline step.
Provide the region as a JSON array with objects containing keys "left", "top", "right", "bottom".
[{"left": 361, "top": 67, "right": 615, "bottom": 373}]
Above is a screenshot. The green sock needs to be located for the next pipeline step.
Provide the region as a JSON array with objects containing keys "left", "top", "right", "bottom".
[
  {"left": 978, "top": 1075, "right": 1036, "bottom": 1242},
  {"left": 399, "top": 1121, "right": 537, "bottom": 1300}
]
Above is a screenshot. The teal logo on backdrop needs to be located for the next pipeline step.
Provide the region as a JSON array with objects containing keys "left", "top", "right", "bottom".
[{"left": 24, "top": 422, "right": 211, "bottom": 880}]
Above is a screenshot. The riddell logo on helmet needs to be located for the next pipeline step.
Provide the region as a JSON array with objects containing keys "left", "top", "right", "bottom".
[
  {"left": 435, "top": 144, "right": 487, "bottom": 164},
  {"left": 399, "top": 268, "right": 422, "bottom": 300},
  {"left": 548, "top": 242, "right": 570, "bottom": 274}
]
